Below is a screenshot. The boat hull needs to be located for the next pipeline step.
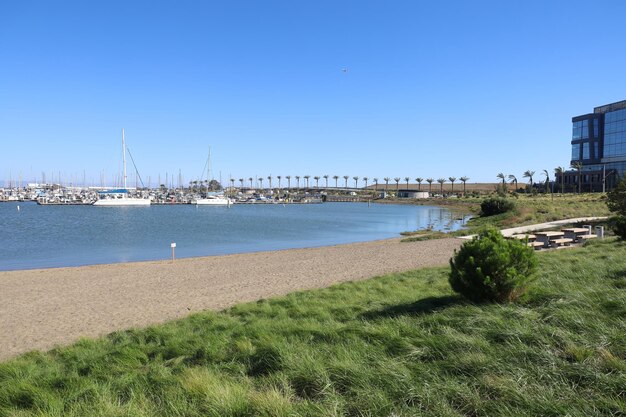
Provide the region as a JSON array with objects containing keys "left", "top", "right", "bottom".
[
  {"left": 193, "top": 198, "right": 231, "bottom": 206},
  {"left": 93, "top": 198, "right": 151, "bottom": 206}
]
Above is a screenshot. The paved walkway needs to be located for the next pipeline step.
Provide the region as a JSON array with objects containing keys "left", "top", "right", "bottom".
[{"left": 459, "top": 217, "right": 609, "bottom": 239}]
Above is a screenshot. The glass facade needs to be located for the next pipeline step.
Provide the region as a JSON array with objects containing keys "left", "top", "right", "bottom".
[
  {"left": 604, "top": 108, "right": 626, "bottom": 159},
  {"left": 568, "top": 100, "right": 626, "bottom": 190},
  {"left": 571, "top": 143, "right": 580, "bottom": 160}
]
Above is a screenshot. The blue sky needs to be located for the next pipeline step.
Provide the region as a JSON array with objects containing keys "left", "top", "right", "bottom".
[{"left": 1, "top": 0, "right": 625, "bottom": 187}]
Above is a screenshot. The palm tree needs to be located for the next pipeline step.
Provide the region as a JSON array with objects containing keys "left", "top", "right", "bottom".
[
  {"left": 373, "top": 178, "right": 379, "bottom": 190},
  {"left": 426, "top": 178, "right": 434, "bottom": 193},
  {"left": 496, "top": 173, "right": 507, "bottom": 193},
  {"left": 267, "top": 175, "right": 272, "bottom": 190},
  {"left": 276, "top": 175, "right": 282, "bottom": 189},
  {"left": 304, "top": 175, "right": 310, "bottom": 189},
  {"left": 508, "top": 175, "right": 518, "bottom": 191},
  {"left": 448, "top": 177, "right": 457, "bottom": 194},
  {"left": 570, "top": 161, "right": 583, "bottom": 193},
  {"left": 554, "top": 166, "right": 565, "bottom": 193},
  {"left": 437, "top": 178, "right": 446, "bottom": 194},
  {"left": 405, "top": 177, "right": 410, "bottom": 190},
  {"left": 415, "top": 177, "right": 423, "bottom": 191},
  {"left": 229, "top": 178, "right": 235, "bottom": 192},
  {"left": 295, "top": 176, "right": 300, "bottom": 190},
  {"left": 239, "top": 178, "right": 244, "bottom": 189},
  {"left": 333, "top": 175, "right": 339, "bottom": 188},
  {"left": 259, "top": 177, "right": 264, "bottom": 191},
  {"left": 363, "top": 177, "right": 369, "bottom": 189},
  {"left": 542, "top": 169, "right": 551, "bottom": 194},
  {"left": 343, "top": 175, "right": 349, "bottom": 189},
  {"left": 523, "top": 170, "right": 535, "bottom": 193},
  {"left": 394, "top": 177, "right": 401, "bottom": 192},
  {"left": 460, "top": 176, "right": 469, "bottom": 196},
  {"left": 383, "top": 177, "right": 390, "bottom": 192},
  {"left": 353, "top": 176, "right": 359, "bottom": 189},
  {"left": 286, "top": 175, "right": 291, "bottom": 189},
  {"left": 314, "top": 176, "right": 320, "bottom": 188},
  {"left": 323, "top": 175, "right": 329, "bottom": 189},
  {"left": 248, "top": 177, "right": 253, "bottom": 189}
]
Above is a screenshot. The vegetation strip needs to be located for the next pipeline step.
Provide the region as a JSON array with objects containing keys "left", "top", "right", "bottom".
[{"left": 0, "top": 240, "right": 624, "bottom": 416}]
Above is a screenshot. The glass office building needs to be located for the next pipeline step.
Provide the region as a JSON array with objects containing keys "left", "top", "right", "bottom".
[{"left": 561, "top": 100, "right": 626, "bottom": 192}]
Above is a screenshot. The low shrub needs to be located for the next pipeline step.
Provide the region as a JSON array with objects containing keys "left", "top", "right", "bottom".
[
  {"left": 609, "top": 215, "right": 626, "bottom": 240},
  {"left": 449, "top": 228, "right": 537, "bottom": 303},
  {"left": 480, "top": 197, "right": 515, "bottom": 216},
  {"left": 606, "top": 177, "right": 626, "bottom": 215}
]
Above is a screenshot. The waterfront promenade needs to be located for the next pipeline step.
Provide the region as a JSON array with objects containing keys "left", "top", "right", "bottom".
[{"left": 0, "top": 237, "right": 462, "bottom": 361}]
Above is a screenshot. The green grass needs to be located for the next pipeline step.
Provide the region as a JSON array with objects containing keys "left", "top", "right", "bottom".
[
  {"left": 399, "top": 193, "right": 612, "bottom": 238},
  {"left": 1, "top": 240, "right": 625, "bottom": 416}
]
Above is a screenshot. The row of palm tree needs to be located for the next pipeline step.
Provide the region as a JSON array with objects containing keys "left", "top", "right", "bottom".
[
  {"left": 226, "top": 175, "right": 472, "bottom": 194},
  {"left": 499, "top": 162, "right": 586, "bottom": 195}
]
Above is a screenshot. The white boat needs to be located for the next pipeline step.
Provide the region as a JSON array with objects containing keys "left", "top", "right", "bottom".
[
  {"left": 192, "top": 193, "right": 232, "bottom": 206},
  {"left": 192, "top": 149, "right": 232, "bottom": 206},
  {"left": 93, "top": 129, "right": 151, "bottom": 206}
]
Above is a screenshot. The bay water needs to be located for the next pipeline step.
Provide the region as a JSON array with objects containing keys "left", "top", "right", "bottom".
[{"left": 0, "top": 202, "right": 468, "bottom": 271}]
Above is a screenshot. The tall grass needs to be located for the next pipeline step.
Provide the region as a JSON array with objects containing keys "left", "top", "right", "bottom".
[{"left": 1, "top": 240, "right": 624, "bottom": 416}]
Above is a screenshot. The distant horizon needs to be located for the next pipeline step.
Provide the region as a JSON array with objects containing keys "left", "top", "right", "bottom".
[{"left": 2, "top": 1, "right": 625, "bottom": 183}]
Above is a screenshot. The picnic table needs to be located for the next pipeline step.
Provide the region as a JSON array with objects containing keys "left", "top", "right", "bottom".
[
  {"left": 561, "top": 227, "right": 591, "bottom": 241},
  {"left": 534, "top": 231, "right": 573, "bottom": 248}
]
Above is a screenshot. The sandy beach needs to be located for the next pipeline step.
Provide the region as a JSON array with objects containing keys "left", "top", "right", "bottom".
[{"left": 0, "top": 237, "right": 462, "bottom": 361}]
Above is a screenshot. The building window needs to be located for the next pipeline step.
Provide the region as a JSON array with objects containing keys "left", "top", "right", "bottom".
[
  {"left": 604, "top": 109, "right": 626, "bottom": 158},
  {"left": 572, "top": 143, "right": 580, "bottom": 160},
  {"left": 583, "top": 143, "right": 590, "bottom": 160}
]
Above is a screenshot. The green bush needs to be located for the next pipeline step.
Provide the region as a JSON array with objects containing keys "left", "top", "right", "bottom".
[
  {"left": 609, "top": 215, "right": 626, "bottom": 240},
  {"left": 606, "top": 177, "right": 626, "bottom": 215},
  {"left": 449, "top": 228, "right": 537, "bottom": 303},
  {"left": 480, "top": 197, "right": 515, "bottom": 216}
]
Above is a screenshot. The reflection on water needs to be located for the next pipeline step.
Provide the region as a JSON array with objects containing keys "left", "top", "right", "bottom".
[{"left": 419, "top": 207, "right": 472, "bottom": 232}]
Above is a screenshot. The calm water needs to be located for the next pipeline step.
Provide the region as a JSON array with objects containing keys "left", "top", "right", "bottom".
[{"left": 0, "top": 202, "right": 468, "bottom": 271}]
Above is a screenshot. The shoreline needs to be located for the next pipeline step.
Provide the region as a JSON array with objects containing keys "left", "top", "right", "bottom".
[{"left": 0, "top": 237, "right": 462, "bottom": 361}]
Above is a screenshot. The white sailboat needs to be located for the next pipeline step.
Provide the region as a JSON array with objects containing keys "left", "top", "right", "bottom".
[
  {"left": 192, "top": 148, "right": 232, "bottom": 206},
  {"left": 93, "top": 129, "right": 151, "bottom": 206}
]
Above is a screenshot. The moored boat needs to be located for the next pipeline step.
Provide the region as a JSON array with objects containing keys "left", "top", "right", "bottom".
[{"left": 93, "top": 129, "right": 151, "bottom": 207}]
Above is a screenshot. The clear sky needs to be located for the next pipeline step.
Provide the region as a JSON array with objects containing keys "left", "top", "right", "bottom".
[{"left": 1, "top": 0, "right": 625, "bottom": 187}]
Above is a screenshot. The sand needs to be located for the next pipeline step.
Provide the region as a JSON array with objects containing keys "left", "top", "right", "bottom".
[{"left": 0, "top": 237, "right": 462, "bottom": 361}]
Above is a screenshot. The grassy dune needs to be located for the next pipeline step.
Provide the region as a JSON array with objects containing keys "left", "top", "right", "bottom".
[{"left": 1, "top": 239, "right": 625, "bottom": 416}]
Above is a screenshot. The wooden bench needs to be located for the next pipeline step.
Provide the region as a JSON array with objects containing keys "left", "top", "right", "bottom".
[
  {"left": 527, "top": 241, "right": 545, "bottom": 249},
  {"left": 578, "top": 234, "right": 597, "bottom": 241},
  {"left": 550, "top": 238, "right": 574, "bottom": 248}
]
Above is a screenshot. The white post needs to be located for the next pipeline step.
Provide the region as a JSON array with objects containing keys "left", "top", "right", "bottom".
[{"left": 171, "top": 242, "right": 176, "bottom": 261}]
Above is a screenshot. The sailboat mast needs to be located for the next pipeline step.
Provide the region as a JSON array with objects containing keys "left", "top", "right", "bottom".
[
  {"left": 122, "top": 128, "right": 127, "bottom": 190},
  {"left": 208, "top": 147, "right": 211, "bottom": 182}
]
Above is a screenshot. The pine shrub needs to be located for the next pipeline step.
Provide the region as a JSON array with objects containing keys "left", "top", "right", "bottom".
[
  {"left": 480, "top": 197, "right": 515, "bottom": 216},
  {"left": 606, "top": 177, "right": 626, "bottom": 215},
  {"left": 609, "top": 215, "right": 626, "bottom": 240},
  {"left": 449, "top": 228, "right": 537, "bottom": 303}
]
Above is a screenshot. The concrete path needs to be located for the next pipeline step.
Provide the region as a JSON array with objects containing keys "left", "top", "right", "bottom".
[{"left": 458, "top": 217, "right": 609, "bottom": 239}]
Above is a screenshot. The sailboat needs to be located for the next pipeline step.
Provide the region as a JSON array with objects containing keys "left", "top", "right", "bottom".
[
  {"left": 93, "top": 129, "right": 151, "bottom": 206},
  {"left": 192, "top": 148, "right": 232, "bottom": 206}
]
